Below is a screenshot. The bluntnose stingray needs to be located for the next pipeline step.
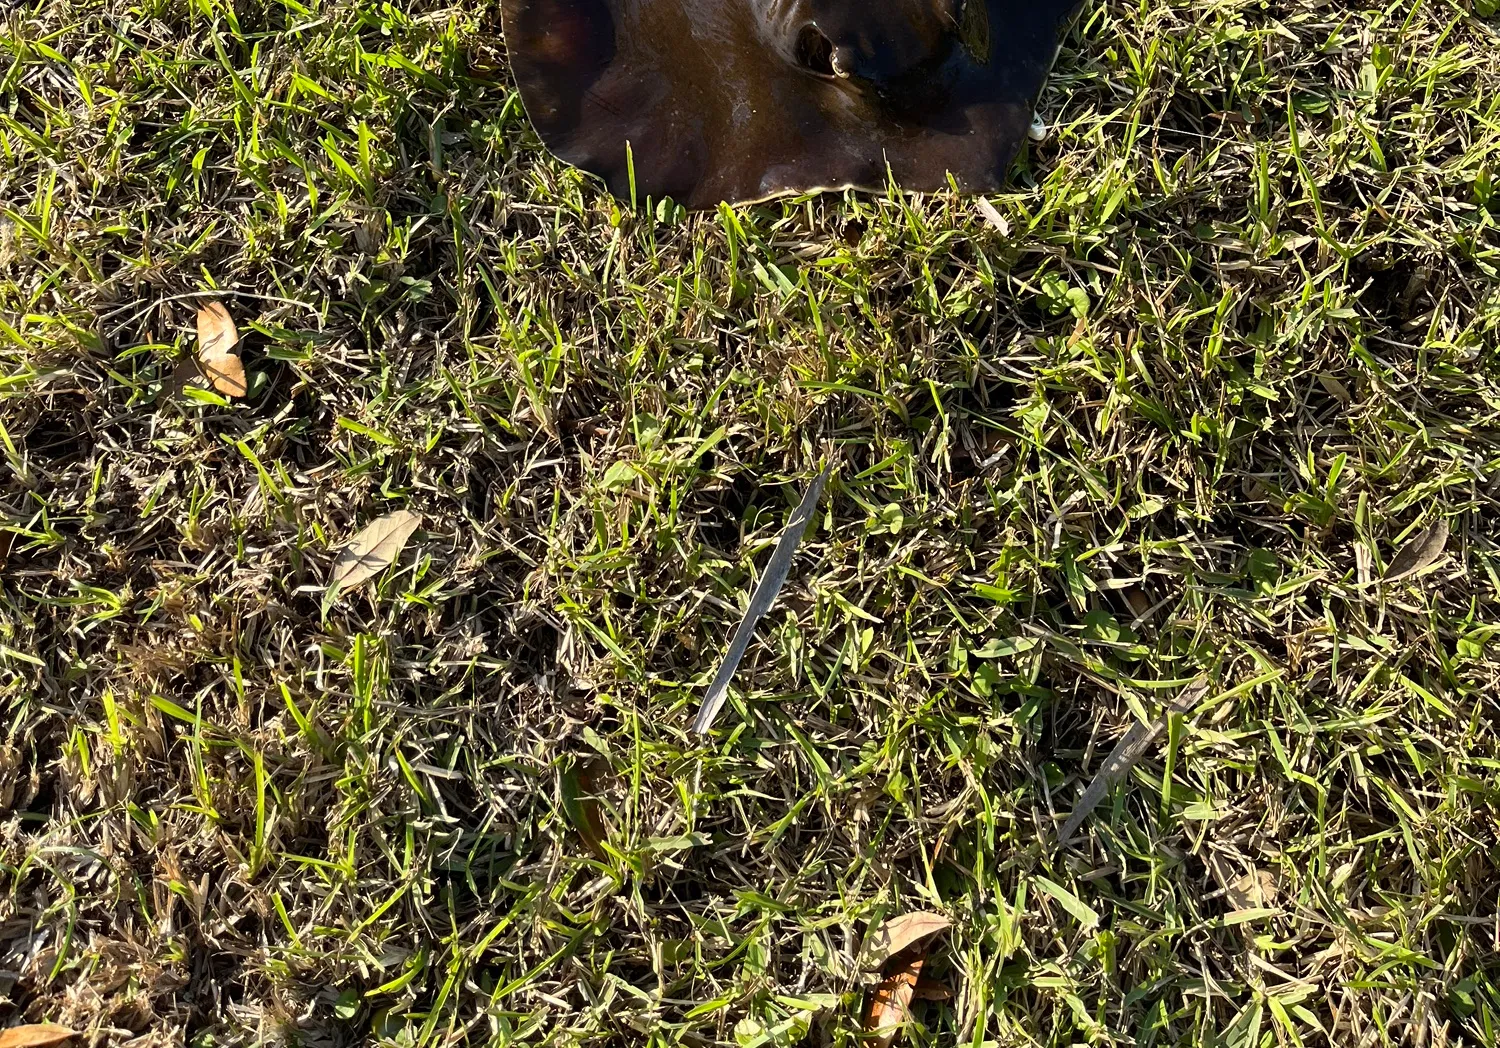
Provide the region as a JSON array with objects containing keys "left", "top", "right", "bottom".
[{"left": 501, "top": 0, "right": 1083, "bottom": 209}]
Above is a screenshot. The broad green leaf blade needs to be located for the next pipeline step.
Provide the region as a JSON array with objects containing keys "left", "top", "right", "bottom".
[{"left": 1033, "top": 875, "right": 1100, "bottom": 930}]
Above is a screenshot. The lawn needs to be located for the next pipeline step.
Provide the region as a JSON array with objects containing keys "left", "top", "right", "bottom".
[{"left": 3, "top": 0, "right": 1500, "bottom": 1045}]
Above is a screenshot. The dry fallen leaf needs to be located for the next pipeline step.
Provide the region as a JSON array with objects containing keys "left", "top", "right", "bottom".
[
  {"left": 196, "top": 299, "right": 246, "bottom": 397},
  {"left": 910, "top": 977, "right": 952, "bottom": 1002},
  {"left": 200, "top": 352, "right": 247, "bottom": 398},
  {"left": 197, "top": 299, "right": 239, "bottom": 355},
  {"left": 163, "top": 353, "right": 205, "bottom": 400},
  {"left": 327, "top": 510, "right": 422, "bottom": 600},
  {"left": 0, "top": 1024, "right": 76, "bottom": 1048},
  {"left": 1318, "top": 372, "right": 1352, "bottom": 404},
  {"left": 1384, "top": 518, "right": 1449, "bottom": 583},
  {"left": 860, "top": 911, "right": 952, "bottom": 971},
  {"left": 864, "top": 953, "right": 923, "bottom": 1048},
  {"left": 1228, "top": 867, "right": 1278, "bottom": 910},
  {"left": 975, "top": 197, "right": 1009, "bottom": 236}
]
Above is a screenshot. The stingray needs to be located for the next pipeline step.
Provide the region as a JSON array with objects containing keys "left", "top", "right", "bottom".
[{"left": 501, "top": 0, "right": 1084, "bottom": 209}]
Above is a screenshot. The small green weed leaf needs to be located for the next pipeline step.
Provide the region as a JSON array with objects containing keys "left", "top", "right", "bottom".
[
  {"left": 1246, "top": 548, "right": 1281, "bottom": 587},
  {"left": 333, "top": 989, "right": 360, "bottom": 1021},
  {"left": 601, "top": 461, "right": 638, "bottom": 491},
  {"left": 1040, "top": 274, "right": 1091, "bottom": 318},
  {"left": 1457, "top": 626, "right": 1500, "bottom": 661},
  {"left": 1083, "top": 609, "right": 1136, "bottom": 645},
  {"left": 972, "top": 636, "right": 1037, "bottom": 658},
  {"left": 245, "top": 368, "right": 269, "bottom": 399},
  {"left": 871, "top": 503, "right": 904, "bottom": 534},
  {"left": 734, "top": 1009, "right": 813, "bottom": 1048}
]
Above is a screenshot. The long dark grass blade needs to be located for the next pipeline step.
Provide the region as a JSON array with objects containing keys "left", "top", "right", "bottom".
[
  {"left": 692, "top": 466, "right": 829, "bottom": 734},
  {"left": 1056, "top": 677, "right": 1210, "bottom": 846}
]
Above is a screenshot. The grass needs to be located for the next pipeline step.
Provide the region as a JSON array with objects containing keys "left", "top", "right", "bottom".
[{"left": 2, "top": 0, "right": 1500, "bottom": 1044}]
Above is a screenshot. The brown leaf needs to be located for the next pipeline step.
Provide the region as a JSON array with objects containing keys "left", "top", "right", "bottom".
[
  {"left": 201, "top": 352, "right": 247, "bottom": 398},
  {"left": 1384, "top": 518, "right": 1449, "bottom": 582},
  {"left": 327, "top": 510, "right": 422, "bottom": 599},
  {"left": 196, "top": 299, "right": 239, "bottom": 357},
  {"left": 1227, "top": 868, "right": 1278, "bottom": 910},
  {"left": 864, "top": 954, "right": 923, "bottom": 1048},
  {"left": 561, "top": 757, "right": 609, "bottom": 859},
  {"left": 196, "top": 300, "right": 246, "bottom": 397},
  {"left": 860, "top": 911, "right": 951, "bottom": 971},
  {"left": 0, "top": 1024, "right": 76, "bottom": 1048},
  {"left": 910, "top": 977, "right": 952, "bottom": 1002},
  {"left": 1317, "top": 373, "right": 1352, "bottom": 404},
  {"left": 163, "top": 354, "right": 204, "bottom": 400}
]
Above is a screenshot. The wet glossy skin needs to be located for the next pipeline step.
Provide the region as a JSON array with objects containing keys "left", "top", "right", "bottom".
[{"left": 501, "top": 0, "right": 1081, "bottom": 208}]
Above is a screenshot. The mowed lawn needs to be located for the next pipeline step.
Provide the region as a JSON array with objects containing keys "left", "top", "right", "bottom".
[{"left": 3, "top": 0, "right": 1500, "bottom": 1045}]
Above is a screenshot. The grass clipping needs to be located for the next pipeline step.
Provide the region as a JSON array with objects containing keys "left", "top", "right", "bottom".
[
  {"left": 1057, "top": 678, "right": 1211, "bottom": 846},
  {"left": 692, "top": 466, "right": 828, "bottom": 733}
]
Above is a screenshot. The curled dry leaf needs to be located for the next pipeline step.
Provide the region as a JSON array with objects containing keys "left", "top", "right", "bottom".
[
  {"left": 195, "top": 299, "right": 246, "bottom": 397},
  {"left": 860, "top": 911, "right": 951, "bottom": 971},
  {"left": 1384, "top": 518, "right": 1449, "bottom": 583},
  {"left": 0, "top": 1024, "right": 76, "bottom": 1048},
  {"left": 327, "top": 510, "right": 422, "bottom": 600},
  {"left": 864, "top": 953, "right": 923, "bottom": 1048}
]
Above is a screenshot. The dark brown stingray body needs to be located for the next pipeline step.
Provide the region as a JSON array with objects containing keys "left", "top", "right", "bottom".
[{"left": 501, "top": 0, "right": 1081, "bottom": 209}]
